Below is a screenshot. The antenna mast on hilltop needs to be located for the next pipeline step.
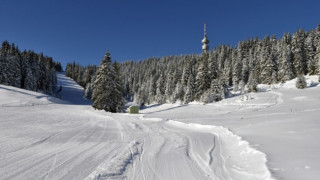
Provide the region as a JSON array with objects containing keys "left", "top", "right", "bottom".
[
  {"left": 204, "top": 23, "right": 207, "bottom": 37},
  {"left": 202, "top": 23, "right": 210, "bottom": 53}
]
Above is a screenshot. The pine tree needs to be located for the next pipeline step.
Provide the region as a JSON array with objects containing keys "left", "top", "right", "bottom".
[
  {"left": 0, "top": 43, "right": 22, "bottom": 88},
  {"left": 156, "top": 73, "right": 165, "bottom": 103},
  {"left": 182, "top": 56, "right": 195, "bottom": 86},
  {"left": 220, "top": 81, "right": 228, "bottom": 100},
  {"left": 247, "top": 70, "right": 258, "bottom": 92},
  {"left": 241, "top": 58, "right": 249, "bottom": 84},
  {"left": 254, "top": 41, "right": 263, "bottom": 84},
  {"left": 165, "top": 67, "right": 175, "bottom": 103},
  {"left": 91, "top": 51, "right": 123, "bottom": 112},
  {"left": 305, "top": 31, "right": 317, "bottom": 75},
  {"left": 184, "top": 73, "right": 195, "bottom": 104},
  {"left": 136, "top": 85, "right": 147, "bottom": 105},
  {"left": 221, "top": 50, "right": 232, "bottom": 86},
  {"left": 260, "top": 36, "right": 277, "bottom": 84},
  {"left": 172, "top": 81, "right": 184, "bottom": 103},
  {"left": 195, "top": 54, "right": 210, "bottom": 100},
  {"left": 239, "top": 42, "right": 249, "bottom": 84},
  {"left": 278, "top": 33, "right": 295, "bottom": 82},
  {"left": 314, "top": 24, "right": 320, "bottom": 80},
  {"left": 211, "top": 79, "right": 222, "bottom": 102},
  {"left": 148, "top": 75, "right": 157, "bottom": 103},
  {"left": 24, "top": 52, "right": 39, "bottom": 91},
  {"left": 217, "top": 46, "right": 228, "bottom": 75},
  {"left": 112, "top": 61, "right": 125, "bottom": 112},
  {"left": 55, "top": 62, "right": 63, "bottom": 72},
  {"left": 208, "top": 51, "right": 219, "bottom": 80},
  {"left": 296, "top": 75, "right": 307, "bottom": 89},
  {"left": 0, "top": 42, "right": 8, "bottom": 84},
  {"left": 292, "top": 29, "right": 307, "bottom": 75},
  {"left": 231, "top": 49, "right": 241, "bottom": 91}
]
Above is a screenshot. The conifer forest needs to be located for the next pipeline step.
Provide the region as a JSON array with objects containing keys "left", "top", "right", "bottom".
[
  {"left": 1, "top": 25, "right": 320, "bottom": 112},
  {"left": 0, "top": 41, "right": 62, "bottom": 95},
  {"left": 65, "top": 24, "right": 320, "bottom": 111}
]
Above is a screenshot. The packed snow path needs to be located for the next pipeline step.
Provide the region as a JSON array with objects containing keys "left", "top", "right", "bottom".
[
  {"left": 8, "top": 73, "right": 320, "bottom": 179},
  {"left": 56, "top": 72, "right": 92, "bottom": 105}
]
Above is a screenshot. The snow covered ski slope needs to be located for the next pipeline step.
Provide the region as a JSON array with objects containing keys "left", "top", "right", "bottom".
[
  {"left": 143, "top": 76, "right": 320, "bottom": 180},
  {"left": 0, "top": 73, "right": 319, "bottom": 180}
]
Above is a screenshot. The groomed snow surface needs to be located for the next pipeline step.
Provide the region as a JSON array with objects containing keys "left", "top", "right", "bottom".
[{"left": 0, "top": 73, "right": 319, "bottom": 180}]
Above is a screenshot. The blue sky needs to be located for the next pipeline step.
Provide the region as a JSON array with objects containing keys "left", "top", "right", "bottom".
[{"left": 0, "top": 0, "right": 319, "bottom": 67}]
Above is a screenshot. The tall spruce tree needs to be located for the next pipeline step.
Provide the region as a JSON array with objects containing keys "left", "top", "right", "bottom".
[
  {"left": 231, "top": 49, "right": 241, "bottom": 91},
  {"left": 260, "top": 36, "right": 277, "bottom": 84},
  {"left": 305, "top": 31, "right": 317, "bottom": 75},
  {"left": 182, "top": 56, "right": 195, "bottom": 86},
  {"left": 278, "top": 33, "right": 295, "bottom": 82},
  {"left": 211, "top": 79, "right": 223, "bottom": 102},
  {"left": 292, "top": 29, "right": 307, "bottom": 75},
  {"left": 112, "top": 61, "right": 125, "bottom": 112},
  {"left": 184, "top": 73, "right": 195, "bottom": 104},
  {"left": 173, "top": 81, "right": 184, "bottom": 103},
  {"left": 247, "top": 70, "right": 258, "bottom": 92},
  {"left": 195, "top": 54, "right": 210, "bottom": 100},
  {"left": 156, "top": 73, "right": 165, "bottom": 103},
  {"left": 221, "top": 50, "right": 232, "bottom": 86},
  {"left": 148, "top": 75, "right": 157, "bottom": 103},
  {"left": 165, "top": 67, "right": 175, "bottom": 102},
  {"left": 91, "top": 51, "right": 124, "bottom": 112},
  {"left": 314, "top": 24, "right": 320, "bottom": 81}
]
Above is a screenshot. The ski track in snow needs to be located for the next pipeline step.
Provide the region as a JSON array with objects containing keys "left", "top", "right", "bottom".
[
  {"left": 0, "top": 72, "right": 279, "bottom": 180},
  {"left": 165, "top": 120, "right": 274, "bottom": 180}
]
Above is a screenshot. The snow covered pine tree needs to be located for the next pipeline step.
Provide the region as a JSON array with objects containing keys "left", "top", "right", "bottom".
[
  {"left": 91, "top": 51, "right": 125, "bottom": 112},
  {"left": 296, "top": 75, "right": 307, "bottom": 89}
]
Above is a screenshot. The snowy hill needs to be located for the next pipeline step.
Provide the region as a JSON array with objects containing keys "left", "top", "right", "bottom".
[
  {"left": 0, "top": 73, "right": 319, "bottom": 180},
  {"left": 143, "top": 75, "right": 320, "bottom": 180}
]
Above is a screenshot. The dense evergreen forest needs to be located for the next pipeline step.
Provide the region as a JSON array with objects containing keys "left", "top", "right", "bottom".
[
  {"left": 0, "top": 41, "right": 62, "bottom": 95},
  {"left": 66, "top": 24, "right": 320, "bottom": 110}
]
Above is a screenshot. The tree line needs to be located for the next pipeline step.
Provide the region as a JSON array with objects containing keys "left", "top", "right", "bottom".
[
  {"left": 66, "top": 24, "right": 320, "bottom": 112},
  {"left": 0, "top": 41, "right": 62, "bottom": 95}
]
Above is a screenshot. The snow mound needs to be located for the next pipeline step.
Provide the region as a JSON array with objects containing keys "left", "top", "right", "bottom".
[
  {"left": 167, "top": 120, "right": 275, "bottom": 180},
  {"left": 85, "top": 141, "right": 141, "bottom": 180}
]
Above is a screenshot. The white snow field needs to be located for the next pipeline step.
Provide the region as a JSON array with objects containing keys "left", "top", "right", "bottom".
[{"left": 0, "top": 73, "right": 319, "bottom": 180}]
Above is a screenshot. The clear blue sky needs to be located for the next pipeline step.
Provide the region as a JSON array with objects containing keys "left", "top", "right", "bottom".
[{"left": 0, "top": 0, "right": 319, "bottom": 67}]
